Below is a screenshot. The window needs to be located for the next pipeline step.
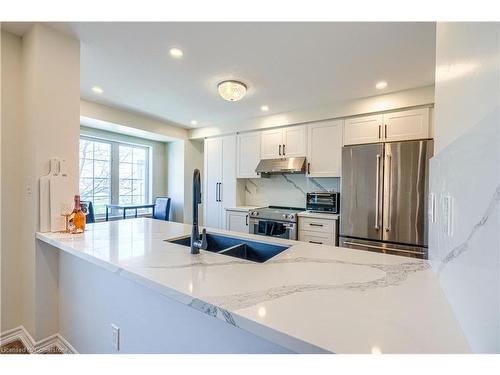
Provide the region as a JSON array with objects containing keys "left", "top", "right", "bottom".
[
  {"left": 79, "top": 138, "right": 112, "bottom": 215},
  {"left": 79, "top": 136, "right": 150, "bottom": 217}
]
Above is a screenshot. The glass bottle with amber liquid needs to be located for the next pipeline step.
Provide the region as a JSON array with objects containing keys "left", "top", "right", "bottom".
[{"left": 68, "top": 195, "right": 86, "bottom": 233}]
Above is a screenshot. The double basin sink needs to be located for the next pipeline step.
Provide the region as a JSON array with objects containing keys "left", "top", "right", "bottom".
[{"left": 166, "top": 233, "right": 289, "bottom": 263}]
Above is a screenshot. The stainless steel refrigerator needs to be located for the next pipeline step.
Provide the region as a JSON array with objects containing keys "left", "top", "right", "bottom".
[{"left": 339, "top": 140, "right": 433, "bottom": 258}]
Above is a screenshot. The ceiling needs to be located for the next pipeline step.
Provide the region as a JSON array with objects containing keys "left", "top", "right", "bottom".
[{"left": 45, "top": 22, "right": 436, "bottom": 129}]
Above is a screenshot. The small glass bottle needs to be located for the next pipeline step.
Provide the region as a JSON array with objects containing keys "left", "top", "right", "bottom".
[{"left": 69, "top": 195, "right": 86, "bottom": 233}]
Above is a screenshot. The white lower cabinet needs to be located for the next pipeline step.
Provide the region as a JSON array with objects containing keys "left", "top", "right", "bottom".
[
  {"left": 298, "top": 215, "right": 338, "bottom": 246},
  {"left": 225, "top": 209, "right": 249, "bottom": 233}
]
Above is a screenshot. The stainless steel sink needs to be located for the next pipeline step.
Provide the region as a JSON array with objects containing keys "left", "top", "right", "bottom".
[{"left": 166, "top": 233, "right": 289, "bottom": 263}]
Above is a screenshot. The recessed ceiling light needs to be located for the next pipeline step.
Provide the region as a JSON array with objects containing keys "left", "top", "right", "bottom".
[
  {"left": 217, "top": 80, "right": 247, "bottom": 102},
  {"left": 91, "top": 86, "right": 103, "bottom": 94},
  {"left": 376, "top": 81, "right": 388, "bottom": 90},
  {"left": 190, "top": 120, "right": 198, "bottom": 126},
  {"left": 260, "top": 105, "right": 269, "bottom": 112},
  {"left": 169, "top": 47, "right": 183, "bottom": 58}
]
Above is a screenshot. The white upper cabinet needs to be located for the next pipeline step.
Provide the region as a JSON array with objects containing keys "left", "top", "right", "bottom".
[
  {"left": 383, "top": 108, "right": 430, "bottom": 142},
  {"left": 343, "top": 114, "right": 383, "bottom": 145},
  {"left": 237, "top": 132, "right": 261, "bottom": 178},
  {"left": 282, "top": 125, "right": 307, "bottom": 157},
  {"left": 307, "top": 120, "right": 343, "bottom": 177},
  {"left": 260, "top": 128, "right": 283, "bottom": 159},
  {"left": 260, "top": 126, "right": 307, "bottom": 159},
  {"left": 343, "top": 108, "right": 431, "bottom": 145}
]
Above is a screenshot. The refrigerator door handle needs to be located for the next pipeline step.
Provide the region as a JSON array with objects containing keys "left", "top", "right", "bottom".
[
  {"left": 375, "top": 154, "right": 381, "bottom": 230},
  {"left": 384, "top": 154, "right": 392, "bottom": 232}
]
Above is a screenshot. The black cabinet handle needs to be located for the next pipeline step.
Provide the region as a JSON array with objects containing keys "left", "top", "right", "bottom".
[
  {"left": 279, "top": 144, "right": 282, "bottom": 156},
  {"left": 309, "top": 240, "right": 322, "bottom": 244},
  {"left": 378, "top": 125, "right": 381, "bottom": 139},
  {"left": 245, "top": 214, "right": 248, "bottom": 226},
  {"left": 283, "top": 144, "right": 286, "bottom": 155},
  {"left": 307, "top": 162, "right": 311, "bottom": 174},
  {"left": 215, "top": 183, "right": 218, "bottom": 202},
  {"left": 309, "top": 223, "right": 324, "bottom": 227},
  {"left": 384, "top": 124, "right": 388, "bottom": 138}
]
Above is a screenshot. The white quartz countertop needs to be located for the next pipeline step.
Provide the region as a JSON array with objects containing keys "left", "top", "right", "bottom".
[
  {"left": 298, "top": 211, "right": 340, "bottom": 220},
  {"left": 36, "top": 218, "right": 469, "bottom": 354}
]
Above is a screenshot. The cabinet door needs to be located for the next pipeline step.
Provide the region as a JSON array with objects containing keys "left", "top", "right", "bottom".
[
  {"left": 220, "top": 135, "right": 237, "bottom": 229},
  {"left": 226, "top": 210, "right": 249, "bottom": 233},
  {"left": 204, "top": 137, "right": 223, "bottom": 229},
  {"left": 260, "top": 129, "right": 283, "bottom": 159},
  {"left": 383, "top": 108, "right": 430, "bottom": 142},
  {"left": 343, "top": 114, "right": 383, "bottom": 145},
  {"left": 283, "top": 126, "right": 307, "bottom": 157},
  {"left": 237, "top": 132, "right": 261, "bottom": 178},
  {"left": 307, "top": 120, "right": 342, "bottom": 177}
]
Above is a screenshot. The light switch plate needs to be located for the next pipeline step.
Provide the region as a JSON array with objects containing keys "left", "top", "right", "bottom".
[
  {"left": 443, "top": 195, "right": 453, "bottom": 236},
  {"left": 428, "top": 193, "right": 437, "bottom": 223},
  {"left": 111, "top": 324, "right": 120, "bottom": 351}
]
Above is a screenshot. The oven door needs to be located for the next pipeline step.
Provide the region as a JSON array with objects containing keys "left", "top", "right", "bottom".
[{"left": 250, "top": 219, "right": 296, "bottom": 240}]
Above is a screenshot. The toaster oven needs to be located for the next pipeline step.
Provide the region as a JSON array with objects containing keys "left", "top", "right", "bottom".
[{"left": 306, "top": 192, "right": 340, "bottom": 214}]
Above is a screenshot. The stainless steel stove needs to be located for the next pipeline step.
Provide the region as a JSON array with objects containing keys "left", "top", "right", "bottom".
[{"left": 249, "top": 206, "right": 304, "bottom": 240}]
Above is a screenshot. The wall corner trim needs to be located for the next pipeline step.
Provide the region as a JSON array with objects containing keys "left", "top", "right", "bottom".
[{"left": 0, "top": 325, "right": 78, "bottom": 354}]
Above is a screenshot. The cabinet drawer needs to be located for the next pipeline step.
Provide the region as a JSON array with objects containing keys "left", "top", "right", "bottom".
[
  {"left": 298, "top": 231, "right": 335, "bottom": 246},
  {"left": 299, "top": 217, "right": 335, "bottom": 234}
]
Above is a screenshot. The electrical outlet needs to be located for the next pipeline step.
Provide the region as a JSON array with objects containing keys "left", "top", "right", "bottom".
[{"left": 111, "top": 324, "right": 120, "bottom": 351}]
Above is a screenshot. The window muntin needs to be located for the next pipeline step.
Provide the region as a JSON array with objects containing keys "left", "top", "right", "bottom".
[{"left": 79, "top": 136, "right": 150, "bottom": 217}]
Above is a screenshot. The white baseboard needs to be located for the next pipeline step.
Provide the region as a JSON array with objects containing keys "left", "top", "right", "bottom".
[{"left": 0, "top": 326, "right": 77, "bottom": 354}]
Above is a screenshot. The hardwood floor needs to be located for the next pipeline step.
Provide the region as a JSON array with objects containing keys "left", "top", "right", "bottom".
[{"left": 0, "top": 340, "right": 62, "bottom": 354}]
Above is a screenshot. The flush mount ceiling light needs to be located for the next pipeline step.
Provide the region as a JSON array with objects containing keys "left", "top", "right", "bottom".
[
  {"left": 169, "top": 47, "right": 183, "bottom": 58},
  {"left": 92, "top": 86, "right": 104, "bottom": 94},
  {"left": 217, "top": 80, "right": 247, "bottom": 102},
  {"left": 375, "top": 81, "right": 388, "bottom": 90},
  {"left": 190, "top": 120, "right": 198, "bottom": 126},
  {"left": 260, "top": 105, "right": 269, "bottom": 112}
]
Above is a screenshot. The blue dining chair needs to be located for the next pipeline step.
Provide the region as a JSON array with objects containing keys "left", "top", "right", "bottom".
[
  {"left": 153, "top": 197, "right": 171, "bottom": 221},
  {"left": 80, "top": 201, "right": 95, "bottom": 224}
]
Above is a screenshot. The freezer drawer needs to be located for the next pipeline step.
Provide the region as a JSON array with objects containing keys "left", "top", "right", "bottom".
[{"left": 339, "top": 237, "right": 427, "bottom": 259}]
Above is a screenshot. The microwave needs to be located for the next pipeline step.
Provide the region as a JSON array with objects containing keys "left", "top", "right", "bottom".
[{"left": 306, "top": 192, "right": 340, "bottom": 214}]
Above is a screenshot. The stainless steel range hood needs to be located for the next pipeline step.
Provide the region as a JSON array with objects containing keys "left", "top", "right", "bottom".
[{"left": 255, "top": 157, "right": 306, "bottom": 176}]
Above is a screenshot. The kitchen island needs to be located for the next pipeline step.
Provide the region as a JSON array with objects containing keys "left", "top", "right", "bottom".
[{"left": 36, "top": 218, "right": 469, "bottom": 354}]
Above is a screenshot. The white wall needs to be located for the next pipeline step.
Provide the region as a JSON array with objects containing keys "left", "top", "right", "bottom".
[
  {"left": 0, "top": 24, "right": 81, "bottom": 340},
  {"left": 80, "top": 100, "right": 188, "bottom": 141},
  {"left": 429, "top": 22, "right": 500, "bottom": 353},
  {"left": 80, "top": 126, "right": 168, "bottom": 202},
  {"left": 190, "top": 85, "right": 435, "bottom": 139},
  {"left": 166, "top": 139, "right": 204, "bottom": 224},
  {"left": 434, "top": 24, "right": 500, "bottom": 153},
  {"left": 0, "top": 30, "right": 23, "bottom": 333},
  {"left": 58, "top": 250, "right": 291, "bottom": 353},
  {"left": 167, "top": 141, "right": 185, "bottom": 222}
]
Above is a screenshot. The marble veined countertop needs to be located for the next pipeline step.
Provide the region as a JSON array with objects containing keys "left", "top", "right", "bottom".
[{"left": 36, "top": 218, "right": 469, "bottom": 354}]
